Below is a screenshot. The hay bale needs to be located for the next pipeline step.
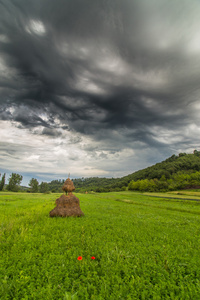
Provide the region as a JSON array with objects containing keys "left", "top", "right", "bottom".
[
  {"left": 49, "top": 194, "right": 84, "bottom": 217},
  {"left": 49, "top": 177, "right": 84, "bottom": 217},
  {"left": 62, "top": 178, "right": 75, "bottom": 194}
]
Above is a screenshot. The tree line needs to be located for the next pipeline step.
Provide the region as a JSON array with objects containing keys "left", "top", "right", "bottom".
[
  {"left": 1, "top": 150, "right": 200, "bottom": 193},
  {"left": 0, "top": 173, "right": 22, "bottom": 192},
  {"left": 28, "top": 178, "right": 49, "bottom": 193},
  {"left": 0, "top": 173, "right": 49, "bottom": 193},
  {"left": 127, "top": 151, "right": 200, "bottom": 192},
  {"left": 128, "top": 171, "right": 200, "bottom": 192}
]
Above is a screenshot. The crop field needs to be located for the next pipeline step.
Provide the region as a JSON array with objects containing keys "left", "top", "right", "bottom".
[{"left": 1, "top": 191, "right": 200, "bottom": 299}]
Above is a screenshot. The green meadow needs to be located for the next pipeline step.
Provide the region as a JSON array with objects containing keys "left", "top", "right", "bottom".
[{"left": 1, "top": 191, "right": 200, "bottom": 299}]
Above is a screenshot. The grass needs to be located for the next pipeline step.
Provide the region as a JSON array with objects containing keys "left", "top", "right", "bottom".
[
  {"left": 144, "top": 190, "right": 200, "bottom": 201},
  {"left": 1, "top": 191, "right": 200, "bottom": 299}
]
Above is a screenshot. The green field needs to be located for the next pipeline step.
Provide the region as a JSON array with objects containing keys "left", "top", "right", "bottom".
[
  {"left": 144, "top": 190, "right": 200, "bottom": 201},
  {"left": 1, "top": 191, "right": 200, "bottom": 299}
]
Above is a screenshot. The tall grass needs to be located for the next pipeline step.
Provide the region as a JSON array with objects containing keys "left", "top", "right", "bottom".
[{"left": 1, "top": 192, "right": 200, "bottom": 299}]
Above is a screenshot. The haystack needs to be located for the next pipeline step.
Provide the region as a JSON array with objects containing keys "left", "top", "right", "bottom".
[
  {"left": 62, "top": 177, "right": 75, "bottom": 194},
  {"left": 49, "top": 177, "right": 84, "bottom": 217}
]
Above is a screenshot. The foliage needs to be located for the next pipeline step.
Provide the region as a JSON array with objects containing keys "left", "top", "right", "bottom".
[
  {"left": 45, "top": 150, "right": 200, "bottom": 193},
  {"left": 28, "top": 178, "right": 39, "bottom": 193},
  {"left": 1, "top": 191, "right": 200, "bottom": 299},
  {"left": 39, "top": 181, "right": 49, "bottom": 193},
  {"left": 7, "top": 173, "right": 23, "bottom": 192},
  {"left": 128, "top": 170, "right": 200, "bottom": 192},
  {"left": 125, "top": 150, "right": 200, "bottom": 184},
  {"left": 45, "top": 177, "right": 128, "bottom": 193},
  {"left": 6, "top": 150, "right": 200, "bottom": 193},
  {"left": 47, "top": 179, "right": 64, "bottom": 193},
  {"left": 0, "top": 173, "right": 5, "bottom": 191}
]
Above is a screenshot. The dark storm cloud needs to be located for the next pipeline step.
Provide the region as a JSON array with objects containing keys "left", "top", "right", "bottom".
[
  {"left": 0, "top": 104, "right": 12, "bottom": 120},
  {"left": 0, "top": 0, "right": 200, "bottom": 151},
  {"left": 42, "top": 127, "right": 62, "bottom": 137}
]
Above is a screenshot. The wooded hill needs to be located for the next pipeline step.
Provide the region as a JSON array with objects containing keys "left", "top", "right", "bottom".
[
  {"left": 47, "top": 150, "right": 200, "bottom": 193},
  {"left": 127, "top": 150, "right": 200, "bottom": 192}
]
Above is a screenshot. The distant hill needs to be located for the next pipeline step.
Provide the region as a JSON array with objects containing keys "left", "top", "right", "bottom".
[
  {"left": 127, "top": 150, "right": 200, "bottom": 192},
  {"left": 45, "top": 150, "right": 200, "bottom": 193},
  {"left": 124, "top": 150, "right": 200, "bottom": 181}
]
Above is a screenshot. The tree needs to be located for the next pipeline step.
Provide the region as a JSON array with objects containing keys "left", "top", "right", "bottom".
[
  {"left": 194, "top": 150, "right": 200, "bottom": 156},
  {"left": 128, "top": 180, "right": 141, "bottom": 191},
  {"left": 139, "top": 179, "right": 151, "bottom": 192},
  {"left": 0, "top": 173, "right": 6, "bottom": 191},
  {"left": 29, "top": 178, "right": 39, "bottom": 193},
  {"left": 121, "top": 186, "right": 127, "bottom": 191},
  {"left": 179, "top": 153, "right": 186, "bottom": 157},
  {"left": 160, "top": 175, "right": 166, "bottom": 182},
  {"left": 40, "top": 182, "right": 49, "bottom": 193},
  {"left": 7, "top": 173, "right": 23, "bottom": 192}
]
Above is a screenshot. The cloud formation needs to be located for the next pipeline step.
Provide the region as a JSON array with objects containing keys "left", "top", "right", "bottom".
[{"left": 1, "top": 0, "right": 200, "bottom": 184}]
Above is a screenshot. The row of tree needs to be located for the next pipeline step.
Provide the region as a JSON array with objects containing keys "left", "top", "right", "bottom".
[
  {"left": 42, "top": 177, "right": 128, "bottom": 193},
  {"left": 0, "top": 173, "right": 50, "bottom": 193},
  {"left": 2, "top": 150, "right": 200, "bottom": 193},
  {"left": 128, "top": 171, "right": 200, "bottom": 192},
  {"left": 0, "top": 173, "right": 23, "bottom": 192},
  {"left": 28, "top": 178, "right": 49, "bottom": 193},
  {"left": 122, "top": 151, "right": 200, "bottom": 184}
]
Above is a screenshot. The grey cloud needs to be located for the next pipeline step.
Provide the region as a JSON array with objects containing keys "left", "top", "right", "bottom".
[
  {"left": 12, "top": 106, "right": 47, "bottom": 127},
  {"left": 69, "top": 136, "right": 82, "bottom": 144},
  {"left": 0, "top": 0, "right": 200, "bottom": 182},
  {"left": 0, "top": 106, "right": 12, "bottom": 120},
  {"left": 42, "top": 127, "right": 62, "bottom": 137},
  {"left": 68, "top": 154, "right": 79, "bottom": 161},
  {"left": 0, "top": 141, "right": 32, "bottom": 160}
]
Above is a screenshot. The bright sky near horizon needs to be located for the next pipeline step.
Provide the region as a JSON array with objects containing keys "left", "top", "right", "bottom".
[{"left": 1, "top": 0, "right": 200, "bottom": 185}]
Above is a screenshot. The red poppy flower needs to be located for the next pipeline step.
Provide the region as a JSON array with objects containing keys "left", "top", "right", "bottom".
[
  {"left": 77, "top": 256, "right": 82, "bottom": 260},
  {"left": 91, "top": 256, "right": 95, "bottom": 260}
]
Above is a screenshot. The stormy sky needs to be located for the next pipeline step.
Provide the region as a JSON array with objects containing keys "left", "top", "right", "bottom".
[{"left": 1, "top": 0, "right": 200, "bottom": 185}]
